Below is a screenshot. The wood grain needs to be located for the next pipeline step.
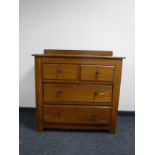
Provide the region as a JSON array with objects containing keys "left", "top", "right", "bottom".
[
  {"left": 35, "top": 57, "right": 43, "bottom": 131},
  {"left": 80, "top": 65, "right": 115, "bottom": 81},
  {"left": 44, "top": 49, "right": 113, "bottom": 56},
  {"left": 32, "top": 54, "right": 124, "bottom": 59},
  {"left": 42, "top": 57, "right": 121, "bottom": 65},
  {"left": 109, "top": 60, "right": 123, "bottom": 133},
  {"left": 43, "top": 123, "right": 110, "bottom": 130},
  {"left": 43, "top": 64, "right": 78, "bottom": 80},
  {"left": 33, "top": 50, "right": 124, "bottom": 132},
  {"left": 43, "top": 83, "right": 113, "bottom": 103},
  {"left": 43, "top": 105, "right": 111, "bottom": 124}
]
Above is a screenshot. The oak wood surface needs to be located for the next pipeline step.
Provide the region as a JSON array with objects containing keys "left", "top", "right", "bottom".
[
  {"left": 80, "top": 65, "right": 115, "bottom": 81},
  {"left": 43, "top": 64, "right": 78, "bottom": 80},
  {"left": 42, "top": 80, "right": 114, "bottom": 84},
  {"left": 43, "top": 83, "right": 112, "bottom": 103},
  {"left": 43, "top": 105, "right": 111, "bottom": 124},
  {"left": 43, "top": 101, "right": 112, "bottom": 106},
  {"left": 44, "top": 49, "right": 113, "bottom": 56},
  {"left": 109, "top": 60, "right": 123, "bottom": 133},
  {"left": 35, "top": 57, "right": 43, "bottom": 131},
  {"left": 43, "top": 123, "right": 110, "bottom": 130},
  {"left": 32, "top": 54, "right": 125, "bottom": 59},
  {"left": 33, "top": 50, "right": 124, "bottom": 133},
  {"left": 42, "top": 57, "right": 122, "bottom": 65}
]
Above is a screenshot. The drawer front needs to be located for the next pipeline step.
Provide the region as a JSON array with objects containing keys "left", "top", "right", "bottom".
[
  {"left": 80, "top": 65, "right": 115, "bottom": 81},
  {"left": 43, "top": 83, "right": 112, "bottom": 102},
  {"left": 43, "top": 105, "right": 111, "bottom": 124},
  {"left": 43, "top": 64, "right": 78, "bottom": 80}
]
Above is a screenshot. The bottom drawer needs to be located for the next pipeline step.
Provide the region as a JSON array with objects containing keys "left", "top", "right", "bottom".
[{"left": 43, "top": 105, "right": 111, "bottom": 124}]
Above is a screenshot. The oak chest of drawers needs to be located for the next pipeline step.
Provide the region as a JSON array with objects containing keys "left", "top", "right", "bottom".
[{"left": 33, "top": 50, "right": 124, "bottom": 133}]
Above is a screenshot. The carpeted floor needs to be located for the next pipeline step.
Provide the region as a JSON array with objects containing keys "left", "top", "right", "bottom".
[{"left": 19, "top": 110, "right": 135, "bottom": 155}]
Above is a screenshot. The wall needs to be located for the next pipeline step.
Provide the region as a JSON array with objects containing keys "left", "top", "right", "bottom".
[{"left": 19, "top": 0, "right": 135, "bottom": 111}]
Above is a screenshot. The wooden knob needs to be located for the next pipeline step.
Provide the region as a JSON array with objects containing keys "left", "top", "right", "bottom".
[
  {"left": 56, "top": 69, "right": 62, "bottom": 75},
  {"left": 92, "top": 112, "right": 97, "bottom": 122},
  {"left": 56, "top": 89, "right": 62, "bottom": 97},
  {"left": 95, "top": 68, "right": 100, "bottom": 78}
]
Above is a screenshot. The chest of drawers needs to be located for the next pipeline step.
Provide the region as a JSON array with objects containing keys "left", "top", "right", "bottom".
[{"left": 33, "top": 50, "right": 124, "bottom": 133}]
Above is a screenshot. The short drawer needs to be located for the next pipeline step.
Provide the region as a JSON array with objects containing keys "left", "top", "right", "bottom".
[
  {"left": 43, "top": 105, "right": 111, "bottom": 124},
  {"left": 43, "top": 64, "right": 78, "bottom": 80},
  {"left": 80, "top": 65, "right": 115, "bottom": 81},
  {"left": 43, "top": 83, "right": 112, "bottom": 103}
]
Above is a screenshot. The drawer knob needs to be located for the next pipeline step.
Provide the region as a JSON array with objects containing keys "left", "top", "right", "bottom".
[
  {"left": 92, "top": 112, "right": 97, "bottom": 122},
  {"left": 95, "top": 68, "right": 100, "bottom": 78},
  {"left": 56, "top": 69, "right": 62, "bottom": 75},
  {"left": 56, "top": 64, "right": 62, "bottom": 78},
  {"left": 56, "top": 89, "right": 62, "bottom": 97},
  {"left": 53, "top": 112, "right": 61, "bottom": 116}
]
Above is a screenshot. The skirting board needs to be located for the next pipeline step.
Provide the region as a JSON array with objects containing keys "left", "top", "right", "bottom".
[{"left": 19, "top": 107, "right": 135, "bottom": 116}]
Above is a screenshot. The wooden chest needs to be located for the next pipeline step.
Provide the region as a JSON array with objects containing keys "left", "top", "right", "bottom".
[{"left": 33, "top": 50, "right": 124, "bottom": 133}]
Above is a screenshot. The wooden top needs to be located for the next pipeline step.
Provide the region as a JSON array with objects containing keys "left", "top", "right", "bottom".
[
  {"left": 44, "top": 49, "right": 113, "bottom": 56},
  {"left": 32, "top": 49, "right": 125, "bottom": 59}
]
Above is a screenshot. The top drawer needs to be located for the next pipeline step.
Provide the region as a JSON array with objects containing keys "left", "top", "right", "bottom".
[
  {"left": 43, "top": 64, "right": 78, "bottom": 80},
  {"left": 80, "top": 65, "right": 115, "bottom": 81}
]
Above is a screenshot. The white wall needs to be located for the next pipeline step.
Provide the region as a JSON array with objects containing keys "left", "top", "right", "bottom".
[{"left": 19, "top": 0, "right": 135, "bottom": 111}]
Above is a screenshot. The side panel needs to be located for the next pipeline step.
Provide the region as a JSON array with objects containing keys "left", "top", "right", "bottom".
[
  {"left": 109, "top": 60, "right": 123, "bottom": 133},
  {"left": 35, "top": 57, "right": 43, "bottom": 131}
]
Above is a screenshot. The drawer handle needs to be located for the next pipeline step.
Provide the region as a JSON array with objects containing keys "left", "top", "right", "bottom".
[
  {"left": 56, "top": 89, "right": 62, "bottom": 97},
  {"left": 95, "top": 68, "right": 100, "bottom": 78},
  {"left": 92, "top": 112, "right": 97, "bottom": 122},
  {"left": 94, "top": 91, "right": 105, "bottom": 98}
]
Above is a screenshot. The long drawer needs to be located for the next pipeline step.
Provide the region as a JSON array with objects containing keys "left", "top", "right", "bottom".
[
  {"left": 43, "top": 83, "right": 113, "bottom": 103},
  {"left": 43, "top": 105, "right": 111, "bottom": 124}
]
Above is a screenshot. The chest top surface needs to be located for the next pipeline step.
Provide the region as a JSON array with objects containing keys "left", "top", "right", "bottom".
[{"left": 32, "top": 49, "right": 125, "bottom": 59}]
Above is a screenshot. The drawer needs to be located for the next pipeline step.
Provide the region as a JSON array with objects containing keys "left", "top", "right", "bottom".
[
  {"left": 43, "top": 105, "right": 111, "bottom": 124},
  {"left": 43, "top": 83, "right": 112, "bottom": 103},
  {"left": 43, "top": 64, "right": 78, "bottom": 80},
  {"left": 80, "top": 65, "right": 115, "bottom": 81}
]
